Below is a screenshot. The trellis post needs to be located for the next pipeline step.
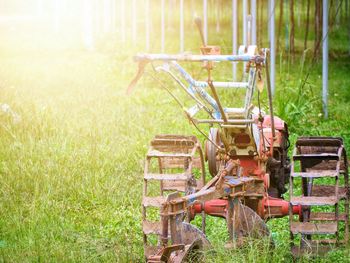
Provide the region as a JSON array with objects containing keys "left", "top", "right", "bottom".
[
  {"left": 203, "top": 0, "right": 208, "bottom": 45},
  {"left": 269, "top": 0, "right": 276, "bottom": 96},
  {"left": 232, "top": 0, "right": 237, "bottom": 80},
  {"left": 323, "top": 0, "right": 329, "bottom": 118}
]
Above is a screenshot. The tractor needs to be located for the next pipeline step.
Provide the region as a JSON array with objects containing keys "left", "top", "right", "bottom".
[{"left": 127, "top": 19, "right": 349, "bottom": 262}]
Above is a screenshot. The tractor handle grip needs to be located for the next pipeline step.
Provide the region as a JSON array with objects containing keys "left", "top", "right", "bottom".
[
  {"left": 194, "top": 16, "right": 206, "bottom": 47},
  {"left": 133, "top": 53, "right": 260, "bottom": 63},
  {"left": 126, "top": 60, "right": 149, "bottom": 95}
]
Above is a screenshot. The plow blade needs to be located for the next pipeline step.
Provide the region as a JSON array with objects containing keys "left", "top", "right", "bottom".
[{"left": 147, "top": 222, "right": 210, "bottom": 263}]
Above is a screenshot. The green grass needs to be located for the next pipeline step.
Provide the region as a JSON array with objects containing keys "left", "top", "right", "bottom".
[{"left": 0, "top": 7, "right": 350, "bottom": 263}]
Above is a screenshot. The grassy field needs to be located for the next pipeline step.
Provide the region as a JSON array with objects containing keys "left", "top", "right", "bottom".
[{"left": 1, "top": 8, "right": 350, "bottom": 263}]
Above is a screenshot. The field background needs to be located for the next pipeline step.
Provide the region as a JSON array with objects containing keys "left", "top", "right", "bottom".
[{"left": 0, "top": 1, "right": 350, "bottom": 262}]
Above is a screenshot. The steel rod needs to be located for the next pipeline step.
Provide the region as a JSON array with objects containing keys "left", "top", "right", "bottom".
[
  {"left": 251, "top": 0, "right": 257, "bottom": 45},
  {"left": 134, "top": 54, "right": 260, "bottom": 62},
  {"left": 203, "top": 0, "right": 208, "bottom": 45},
  {"left": 195, "top": 17, "right": 206, "bottom": 47},
  {"left": 265, "top": 54, "right": 276, "bottom": 140},
  {"left": 323, "top": 0, "right": 329, "bottom": 119},
  {"left": 161, "top": 0, "right": 165, "bottom": 52},
  {"left": 208, "top": 81, "right": 228, "bottom": 123},
  {"left": 204, "top": 81, "right": 249, "bottom": 88},
  {"left": 155, "top": 66, "right": 214, "bottom": 117},
  {"left": 243, "top": 0, "right": 248, "bottom": 45},
  {"left": 269, "top": 0, "right": 276, "bottom": 96},
  {"left": 232, "top": 0, "right": 237, "bottom": 80},
  {"left": 180, "top": 0, "right": 184, "bottom": 52},
  {"left": 197, "top": 119, "right": 254, "bottom": 124},
  {"left": 243, "top": 0, "right": 248, "bottom": 72}
]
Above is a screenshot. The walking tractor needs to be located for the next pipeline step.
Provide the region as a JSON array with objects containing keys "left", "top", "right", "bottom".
[{"left": 128, "top": 21, "right": 349, "bottom": 262}]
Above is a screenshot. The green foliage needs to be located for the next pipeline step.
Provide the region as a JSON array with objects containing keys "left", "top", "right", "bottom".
[
  {"left": 274, "top": 54, "right": 350, "bottom": 153},
  {"left": 0, "top": 4, "right": 350, "bottom": 262}
]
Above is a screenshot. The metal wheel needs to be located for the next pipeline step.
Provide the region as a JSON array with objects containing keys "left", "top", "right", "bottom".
[
  {"left": 142, "top": 135, "right": 207, "bottom": 260},
  {"left": 206, "top": 128, "right": 221, "bottom": 177},
  {"left": 289, "top": 137, "right": 349, "bottom": 256}
]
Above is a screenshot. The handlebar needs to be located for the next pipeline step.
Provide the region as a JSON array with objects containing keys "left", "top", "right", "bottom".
[{"left": 134, "top": 53, "right": 265, "bottom": 64}]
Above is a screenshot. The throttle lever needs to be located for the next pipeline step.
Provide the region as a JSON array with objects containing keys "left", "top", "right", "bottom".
[
  {"left": 126, "top": 60, "right": 149, "bottom": 95},
  {"left": 194, "top": 16, "right": 206, "bottom": 47}
]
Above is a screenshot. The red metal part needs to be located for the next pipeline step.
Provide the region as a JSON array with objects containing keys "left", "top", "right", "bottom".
[
  {"left": 200, "top": 45, "right": 221, "bottom": 55},
  {"left": 260, "top": 115, "right": 286, "bottom": 130},
  {"left": 190, "top": 197, "right": 301, "bottom": 220},
  {"left": 263, "top": 197, "right": 301, "bottom": 218},
  {"left": 238, "top": 158, "right": 270, "bottom": 188},
  {"left": 190, "top": 199, "right": 228, "bottom": 219},
  {"left": 255, "top": 115, "right": 287, "bottom": 157},
  {"left": 239, "top": 157, "right": 259, "bottom": 176}
]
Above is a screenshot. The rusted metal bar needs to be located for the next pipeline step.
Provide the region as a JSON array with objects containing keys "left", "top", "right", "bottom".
[
  {"left": 290, "top": 222, "right": 337, "bottom": 235},
  {"left": 197, "top": 119, "right": 254, "bottom": 124},
  {"left": 296, "top": 137, "right": 343, "bottom": 147},
  {"left": 264, "top": 55, "right": 276, "bottom": 156},
  {"left": 227, "top": 196, "right": 234, "bottom": 243},
  {"left": 161, "top": 210, "right": 169, "bottom": 246},
  {"left": 207, "top": 80, "right": 228, "bottom": 123},
  {"left": 194, "top": 17, "right": 206, "bottom": 48},
  {"left": 170, "top": 214, "right": 183, "bottom": 244}
]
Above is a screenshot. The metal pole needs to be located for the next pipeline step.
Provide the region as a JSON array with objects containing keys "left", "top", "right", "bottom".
[
  {"left": 180, "top": 0, "right": 184, "bottom": 52},
  {"left": 323, "top": 0, "right": 329, "bottom": 119},
  {"left": 348, "top": 0, "right": 350, "bottom": 55},
  {"left": 251, "top": 0, "right": 257, "bottom": 45},
  {"left": 146, "top": 0, "right": 150, "bottom": 51},
  {"left": 269, "top": 0, "right": 276, "bottom": 96},
  {"left": 216, "top": 0, "right": 221, "bottom": 33},
  {"left": 232, "top": 0, "right": 237, "bottom": 80},
  {"left": 268, "top": 0, "right": 271, "bottom": 39},
  {"left": 265, "top": 57, "right": 276, "bottom": 139},
  {"left": 161, "top": 0, "right": 165, "bottom": 52},
  {"left": 132, "top": 0, "right": 137, "bottom": 43},
  {"left": 247, "top": 15, "right": 252, "bottom": 45},
  {"left": 243, "top": 0, "right": 248, "bottom": 45},
  {"left": 203, "top": 0, "right": 208, "bottom": 45},
  {"left": 168, "top": 0, "right": 175, "bottom": 30},
  {"left": 243, "top": 0, "right": 248, "bottom": 72}
]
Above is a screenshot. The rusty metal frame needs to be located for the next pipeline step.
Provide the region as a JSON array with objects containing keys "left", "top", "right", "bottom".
[{"left": 289, "top": 137, "right": 349, "bottom": 255}]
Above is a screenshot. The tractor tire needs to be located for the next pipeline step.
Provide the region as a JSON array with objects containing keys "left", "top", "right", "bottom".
[{"left": 206, "top": 128, "right": 221, "bottom": 177}]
